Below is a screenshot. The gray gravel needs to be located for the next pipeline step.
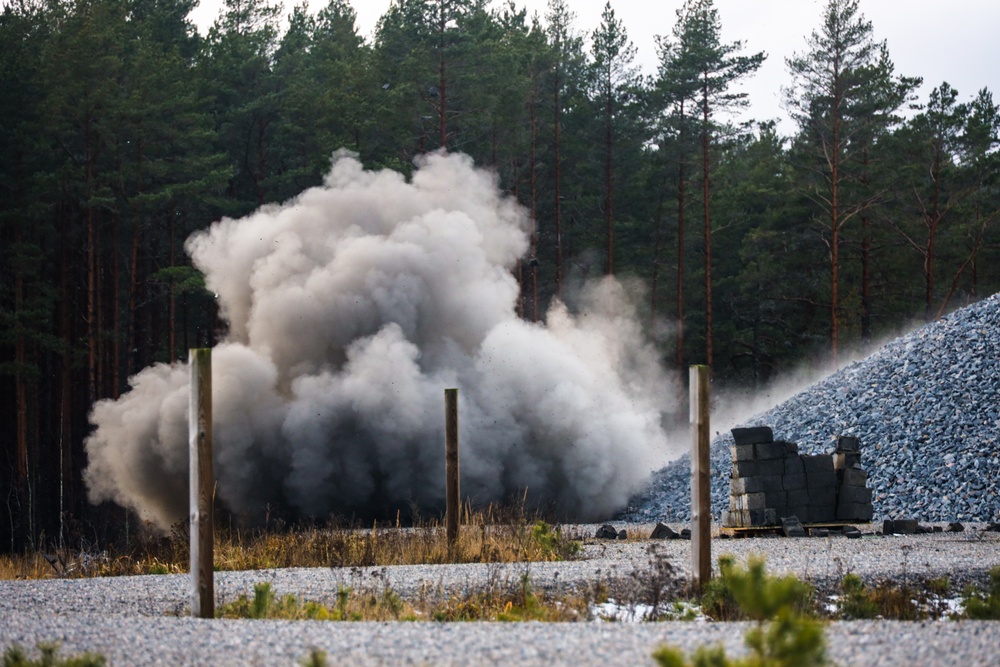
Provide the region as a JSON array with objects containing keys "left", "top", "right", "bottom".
[
  {"left": 2, "top": 527, "right": 999, "bottom": 666},
  {"left": 621, "top": 292, "right": 1000, "bottom": 523}
]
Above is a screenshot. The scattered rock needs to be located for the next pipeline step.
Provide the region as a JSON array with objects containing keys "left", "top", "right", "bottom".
[
  {"left": 595, "top": 524, "right": 618, "bottom": 540},
  {"left": 781, "top": 515, "right": 806, "bottom": 538},
  {"left": 883, "top": 519, "right": 919, "bottom": 535},
  {"left": 947, "top": 522, "right": 965, "bottom": 532},
  {"left": 617, "top": 529, "right": 628, "bottom": 540},
  {"left": 650, "top": 522, "right": 679, "bottom": 539}
]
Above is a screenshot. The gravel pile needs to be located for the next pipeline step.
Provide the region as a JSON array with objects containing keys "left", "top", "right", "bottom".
[{"left": 620, "top": 293, "right": 1000, "bottom": 523}]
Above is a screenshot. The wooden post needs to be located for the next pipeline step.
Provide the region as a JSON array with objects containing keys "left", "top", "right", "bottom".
[
  {"left": 690, "top": 364, "right": 711, "bottom": 592},
  {"left": 189, "top": 348, "right": 214, "bottom": 619},
  {"left": 445, "top": 388, "right": 460, "bottom": 550}
]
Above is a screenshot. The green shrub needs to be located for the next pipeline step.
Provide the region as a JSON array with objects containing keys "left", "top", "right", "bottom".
[
  {"left": 529, "top": 521, "right": 580, "bottom": 561},
  {"left": 3, "top": 644, "right": 104, "bottom": 667},
  {"left": 963, "top": 566, "right": 1000, "bottom": 620},
  {"left": 654, "top": 555, "right": 827, "bottom": 667},
  {"left": 837, "top": 573, "right": 953, "bottom": 620},
  {"left": 837, "top": 573, "right": 879, "bottom": 619}
]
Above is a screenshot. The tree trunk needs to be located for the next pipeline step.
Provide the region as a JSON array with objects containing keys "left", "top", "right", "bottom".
[
  {"left": 553, "top": 60, "right": 563, "bottom": 295},
  {"left": 830, "top": 89, "right": 841, "bottom": 368},
  {"left": 111, "top": 211, "right": 121, "bottom": 398},
  {"left": 58, "top": 203, "right": 74, "bottom": 546},
  {"left": 676, "top": 101, "right": 686, "bottom": 371},
  {"left": 604, "top": 85, "right": 614, "bottom": 276},
  {"left": 86, "top": 115, "right": 98, "bottom": 406},
  {"left": 860, "top": 151, "right": 872, "bottom": 343},
  {"left": 529, "top": 74, "right": 539, "bottom": 322},
  {"left": 169, "top": 210, "right": 176, "bottom": 363},
  {"left": 925, "top": 147, "right": 941, "bottom": 322},
  {"left": 438, "top": 5, "right": 448, "bottom": 150},
  {"left": 14, "top": 228, "right": 29, "bottom": 543},
  {"left": 701, "top": 77, "right": 712, "bottom": 368}
]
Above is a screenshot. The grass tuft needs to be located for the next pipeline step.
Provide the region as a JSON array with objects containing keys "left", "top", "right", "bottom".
[{"left": 2, "top": 644, "right": 105, "bottom": 667}]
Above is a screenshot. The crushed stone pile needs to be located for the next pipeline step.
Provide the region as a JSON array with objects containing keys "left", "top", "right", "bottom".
[{"left": 620, "top": 292, "right": 1000, "bottom": 523}]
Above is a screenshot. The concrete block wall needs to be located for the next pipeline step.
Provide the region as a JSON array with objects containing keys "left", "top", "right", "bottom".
[{"left": 722, "top": 427, "right": 875, "bottom": 528}]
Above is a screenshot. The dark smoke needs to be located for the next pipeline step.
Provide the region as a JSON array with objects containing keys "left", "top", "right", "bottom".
[{"left": 84, "top": 152, "right": 676, "bottom": 529}]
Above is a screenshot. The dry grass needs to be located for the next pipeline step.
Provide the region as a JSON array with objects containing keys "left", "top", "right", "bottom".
[
  {"left": 215, "top": 573, "right": 593, "bottom": 623},
  {"left": 1, "top": 504, "right": 581, "bottom": 580}
]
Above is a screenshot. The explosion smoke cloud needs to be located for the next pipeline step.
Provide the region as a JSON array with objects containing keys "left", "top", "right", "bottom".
[{"left": 84, "top": 152, "right": 674, "bottom": 529}]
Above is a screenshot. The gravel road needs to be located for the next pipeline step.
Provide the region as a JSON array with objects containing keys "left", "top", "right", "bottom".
[{"left": 2, "top": 525, "right": 999, "bottom": 666}]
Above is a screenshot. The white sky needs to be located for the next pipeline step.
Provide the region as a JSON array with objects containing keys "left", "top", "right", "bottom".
[{"left": 189, "top": 0, "right": 1000, "bottom": 134}]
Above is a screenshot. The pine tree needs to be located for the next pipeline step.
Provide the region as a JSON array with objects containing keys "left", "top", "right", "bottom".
[
  {"left": 784, "top": 0, "right": 882, "bottom": 365},
  {"left": 589, "top": 1, "right": 640, "bottom": 277}
]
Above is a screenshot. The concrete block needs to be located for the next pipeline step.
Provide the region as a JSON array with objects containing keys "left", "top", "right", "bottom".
[
  {"left": 836, "top": 436, "right": 860, "bottom": 452},
  {"left": 837, "top": 502, "right": 873, "bottom": 522},
  {"left": 782, "top": 473, "right": 808, "bottom": 491},
  {"left": 833, "top": 451, "right": 862, "bottom": 470},
  {"left": 765, "top": 490, "right": 788, "bottom": 509},
  {"left": 838, "top": 485, "right": 873, "bottom": 505},
  {"left": 749, "top": 508, "right": 778, "bottom": 526},
  {"left": 757, "top": 459, "right": 784, "bottom": 477},
  {"left": 809, "top": 504, "right": 836, "bottom": 522},
  {"left": 732, "top": 426, "right": 773, "bottom": 446},
  {"left": 840, "top": 466, "right": 868, "bottom": 487},
  {"left": 806, "top": 467, "right": 838, "bottom": 489},
  {"left": 744, "top": 492, "right": 767, "bottom": 510},
  {"left": 787, "top": 505, "right": 810, "bottom": 523},
  {"left": 755, "top": 441, "right": 787, "bottom": 460},
  {"left": 732, "top": 510, "right": 751, "bottom": 527},
  {"left": 801, "top": 454, "right": 835, "bottom": 474},
  {"left": 784, "top": 456, "right": 805, "bottom": 476},
  {"left": 781, "top": 515, "right": 806, "bottom": 538},
  {"left": 786, "top": 489, "right": 810, "bottom": 507},
  {"left": 733, "top": 459, "right": 783, "bottom": 478},
  {"left": 808, "top": 487, "right": 837, "bottom": 506},
  {"left": 731, "top": 444, "right": 756, "bottom": 462},
  {"left": 732, "top": 475, "right": 783, "bottom": 495}
]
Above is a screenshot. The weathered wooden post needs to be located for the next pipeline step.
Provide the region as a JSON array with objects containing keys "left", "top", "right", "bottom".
[
  {"left": 189, "top": 348, "right": 214, "bottom": 618},
  {"left": 445, "top": 388, "right": 460, "bottom": 551},
  {"left": 690, "top": 364, "right": 712, "bottom": 592}
]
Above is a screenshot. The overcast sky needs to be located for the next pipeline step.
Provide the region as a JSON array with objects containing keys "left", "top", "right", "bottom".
[{"left": 188, "top": 0, "right": 1000, "bottom": 135}]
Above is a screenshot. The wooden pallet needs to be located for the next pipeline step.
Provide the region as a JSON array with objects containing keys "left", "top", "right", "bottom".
[{"left": 719, "top": 521, "right": 869, "bottom": 537}]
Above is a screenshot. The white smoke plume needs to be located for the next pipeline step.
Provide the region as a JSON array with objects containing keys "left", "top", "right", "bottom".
[{"left": 84, "top": 152, "right": 675, "bottom": 529}]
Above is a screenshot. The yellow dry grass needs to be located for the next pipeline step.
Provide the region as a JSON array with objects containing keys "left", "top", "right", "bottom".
[{"left": 1, "top": 504, "right": 581, "bottom": 580}]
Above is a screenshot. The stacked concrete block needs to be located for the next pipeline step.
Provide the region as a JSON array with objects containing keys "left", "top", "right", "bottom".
[
  {"left": 835, "top": 437, "right": 874, "bottom": 522},
  {"left": 723, "top": 427, "right": 783, "bottom": 528},
  {"left": 723, "top": 427, "right": 875, "bottom": 528},
  {"left": 801, "top": 454, "right": 838, "bottom": 522}
]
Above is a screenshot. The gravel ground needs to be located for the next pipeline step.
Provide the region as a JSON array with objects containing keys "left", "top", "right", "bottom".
[{"left": 2, "top": 525, "right": 999, "bottom": 666}]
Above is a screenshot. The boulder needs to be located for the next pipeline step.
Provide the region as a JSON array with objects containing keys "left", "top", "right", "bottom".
[
  {"left": 650, "top": 522, "right": 679, "bottom": 539},
  {"left": 595, "top": 524, "right": 618, "bottom": 539}
]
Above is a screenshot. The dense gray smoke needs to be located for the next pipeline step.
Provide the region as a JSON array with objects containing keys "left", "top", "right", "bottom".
[{"left": 84, "top": 152, "right": 674, "bottom": 529}]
